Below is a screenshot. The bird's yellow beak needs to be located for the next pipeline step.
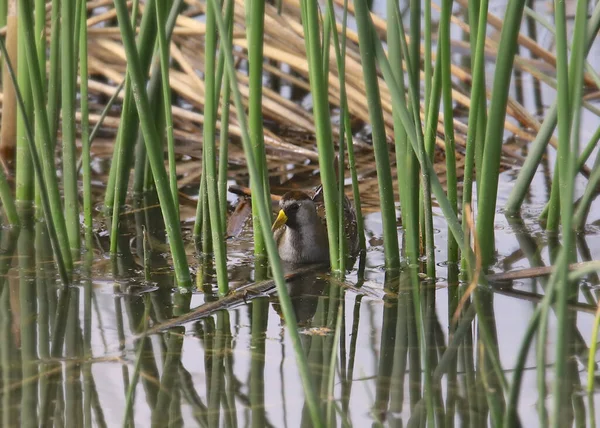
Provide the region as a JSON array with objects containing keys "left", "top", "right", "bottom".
[{"left": 271, "top": 209, "right": 288, "bottom": 231}]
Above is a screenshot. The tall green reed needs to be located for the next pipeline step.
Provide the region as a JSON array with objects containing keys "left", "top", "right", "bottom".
[
  {"left": 105, "top": 0, "right": 148, "bottom": 214},
  {"left": 155, "top": 0, "right": 179, "bottom": 217},
  {"left": 61, "top": 0, "right": 80, "bottom": 257},
  {"left": 462, "top": 0, "right": 489, "bottom": 267},
  {"left": 199, "top": 0, "right": 228, "bottom": 294},
  {"left": 18, "top": 0, "right": 73, "bottom": 272},
  {"left": 475, "top": 0, "right": 526, "bottom": 266},
  {"left": 299, "top": 0, "right": 341, "bottom": 270},
  {"left": 386, "top": 1, "right": 419, "bottom": 268},
  {"left": 551, "top": 0, "right": 588, "bottom": 423},
  {"left": 247, "top": 0, "right": 271, "bottom": 261},
  {"left": 16, "top": 2, "right": 34, "bottom": 205},
  {"left": 440, "top": 0, "right": 458, "bottom": 265},
  {"left": 79, "top": 0, "right": 92, "bottom": 251},
  {"left": 0, "top": 36, "right": 70, "bottom": 286},
  {"left": 353, "top": 0, "right": 400, "bottom": 272},
  {"left": 112, "top": 0, "right": 191, "bottom": 288},
  {"left": 207, "top": 0, "right": 323, "bottom": 423},
  {"left": 325, "top": 0, "right": 365, "bottom": 258},
  {"left": 217, "top": 0, "right": 234, "bottom": 223},
  {"left": 505, "top": 3, "right": 600, "bottom": 215}
]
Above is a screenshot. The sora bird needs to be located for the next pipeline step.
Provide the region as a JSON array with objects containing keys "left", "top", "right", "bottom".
[{"left": 271, "top": 187, "right": 359, "bottom": 264}]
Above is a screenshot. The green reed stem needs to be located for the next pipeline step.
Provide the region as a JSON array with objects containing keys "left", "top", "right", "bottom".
[
  {"left": 218, "top": 84, "right": 231, "bottom": 221},
  {"left": 424, "top": 0, "right": 432, "bottom": 115},
  {"left": 576, "top": 123, "right": 600, "bottom": 172},
  {"left": 475, "top": 0, "right": 526, "bottom": 266},
  {"left": 105, "top": 0, "right": 151, "bottom": 212},
  {"left": 113, "top": 0, "right": 191, "bottom": 288},
  {"left": 371, "top": 19, "right": 468, "bottom": 257},
  {"left": 208, "top": 1, "right": 323, "bottom": 423},
  {"left": 466, "top": 0, "right": 488, "bottom": 184},
  {"left": 552, "top": 0, "right": 587, "bottom": 423},
  {"left": 0, "top": 36, "right": 70, "bottom": 286},
  {"left": 387, "top": 5, "right": 418, "bottom": 267},
  {"left": 398, "top": 10, "right": 437, "bottom": 276},
  {"left": 300, "top": 0, "right": 340, "bottom": 270},
  {"left": 201, "top": 0, "right": 228, "bottom": 295},
  {"left": 440, "top": 0, "right": 458, "bottom": 264},
  {"left": 47, "top": 0, "right": 61, "bottom": 146},
  {"left": 505, "top": 2, "right": 600, "bottom": 214},
  {"left": 323, "top": 0, "right": 347, "bottom": 266},
  {"left": 546, "top": 0, "right": 571, "bottom": 232},
  {"left": 76, "top": 80, "right": 127, "bottom": 176},
  {"left": 155, "top": 0, "right": 179, "bottom": 216},
  {"left": 218, "top": 0, "right": 234, "bottom": 222},
  {"left": 573, "top": 151, "right": 600, "bottom": 229},
  {"left": 35, "top": 0, "right": 45, "bottom": 83},
  {"left": 353, "top": 0, "right": 400, "bottom": 271},
  {"left": 408, "top": 0, "right": 423, "bottom": 251},
  {"left": 588, "top": 304, "right": 600, "bottom": 394},
  {"left": 424, "top": 45, "right": 442, "bottom": 160},
  {"left": 16, "top": 2, "right": 34, "bottom": 204},
  {"left": 0, "top": 165, "right": 17, "bottom": 225},
  {"left": 34, "top": 0, "right": 46, "bottom": 215},
  {"left": 16, "top": 0, "right": 73, "bottom": 272},
  {"left": 62, "top": 0, "right": 80, "bottom": 257},
  {"left": 462, "top": 0, "right": 488, "bottom": 225},
  {"left": 524, "top": 4, "right": 600, "bottom": 95},
  {"left": 80, "top": 0, "right": 92, "bottom": 251},
  {"left": 247, "top": 0, "right": 270, "bottom": 259},
  {"left": 327, "top": 0, "right": 365, "bottom": 253},
  {"left": 323, "top": 13, "right": 333, "bottom": 82}
]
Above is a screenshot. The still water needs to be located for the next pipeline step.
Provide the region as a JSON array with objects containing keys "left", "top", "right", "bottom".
[
  {"left": 2, "top": 2, "right": 600, "bottom": 427},
  {"left": 1, "top": 160, "right": 600, "bottom": 427}
]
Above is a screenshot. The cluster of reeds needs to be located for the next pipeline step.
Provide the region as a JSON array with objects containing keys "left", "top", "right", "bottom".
[{"left": 1, "top": 0, "right": 600, "bottom": 425}]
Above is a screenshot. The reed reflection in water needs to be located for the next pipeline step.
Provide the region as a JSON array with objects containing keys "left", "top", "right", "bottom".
[{"left": 0, "top": 201, "right": 599, "bottom": 427}]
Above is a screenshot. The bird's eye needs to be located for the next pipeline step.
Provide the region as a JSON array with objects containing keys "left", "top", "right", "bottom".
[{"left": 288, "top": 203, "right": 299, "bottom": 212}]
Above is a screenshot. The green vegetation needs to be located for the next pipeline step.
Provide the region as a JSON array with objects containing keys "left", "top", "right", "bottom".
[{"left": 0, "top": 0, "right": 599, "bottom": 426}]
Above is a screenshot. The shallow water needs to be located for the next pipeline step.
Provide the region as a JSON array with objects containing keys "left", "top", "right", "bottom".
[
  {"left": 2, "top": 156, "right": 600, "bottom": 427},
  {"left": 2, "top": 2, "right": 600, "bottom": 427}
]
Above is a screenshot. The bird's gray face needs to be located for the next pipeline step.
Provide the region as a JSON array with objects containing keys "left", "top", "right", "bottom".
[{"left": 271, "top": 191, "right": 316, "bottom": 232}]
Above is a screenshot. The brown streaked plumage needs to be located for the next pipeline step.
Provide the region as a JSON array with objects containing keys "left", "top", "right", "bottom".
[{"left": 271, "top": 187, "right": 359, "bottom": 264}]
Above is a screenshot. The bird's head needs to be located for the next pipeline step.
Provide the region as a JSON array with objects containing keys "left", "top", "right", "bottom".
[{"left": 271, "top": 191, "right": 316, "bottom": 231}]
